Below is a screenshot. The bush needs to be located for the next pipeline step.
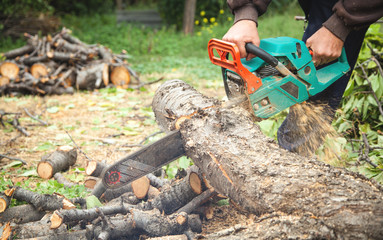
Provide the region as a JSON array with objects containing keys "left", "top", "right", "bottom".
[{"left": 158, "top": 0, "right": 226, "bottom": 30}]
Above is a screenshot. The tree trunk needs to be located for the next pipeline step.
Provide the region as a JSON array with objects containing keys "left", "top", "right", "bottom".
[
  {"left": 182, "top": 0, "right": 197, "bottom": 35},
  {"left": 151, "top": 79, "right": 383, "bottom": 239}
]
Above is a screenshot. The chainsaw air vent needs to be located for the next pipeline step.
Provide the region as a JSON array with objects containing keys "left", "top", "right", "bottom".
[{"left": 280, "top": 81, "right": 299, "bottom": 99}]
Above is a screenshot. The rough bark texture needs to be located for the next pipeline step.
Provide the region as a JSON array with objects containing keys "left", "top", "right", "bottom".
[
  {"left": 0, "top": 204, "right": 45, "bottom": 224},
  {"left": 152, "top": 79, "right": 383, "bottom": 239}
]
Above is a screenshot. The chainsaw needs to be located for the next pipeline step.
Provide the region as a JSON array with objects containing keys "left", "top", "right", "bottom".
[
  {"left": 100, "top": 37, "right": 350, "bottom": 191},
  {"left": 208, "top": 37, "right": 350, "bottom": 118}
]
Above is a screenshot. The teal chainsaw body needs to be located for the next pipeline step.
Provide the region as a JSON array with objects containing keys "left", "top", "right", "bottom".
[{"left": 208, "top": 37, "right": 350, "bottom": 118}]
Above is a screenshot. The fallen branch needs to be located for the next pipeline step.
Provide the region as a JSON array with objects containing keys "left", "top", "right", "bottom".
[{"left": 9, "top": 187, "right": 75, "bottom": 212}]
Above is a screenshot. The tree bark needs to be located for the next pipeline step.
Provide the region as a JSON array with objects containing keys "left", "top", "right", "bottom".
[
  {"left": 152, "top": 79, "right": 383, "bottom": 239},
  {"left": 0, "top": 204, "right": 45, "bottom": 224},
  {"left": 182, "top": 0, "right": 197, "bottom": 35}
]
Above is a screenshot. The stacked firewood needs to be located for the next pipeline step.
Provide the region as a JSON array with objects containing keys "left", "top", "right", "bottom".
[
  {"left": 0, "top": 147, "right": 217, "bottom": 239},
  {"left": 0, "top": 28, "right": 139, "bottom": 96}
]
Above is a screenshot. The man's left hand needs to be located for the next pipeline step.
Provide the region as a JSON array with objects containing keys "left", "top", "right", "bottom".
[{"left": 306, "top": 27, "right": 344, "bottom": 66}]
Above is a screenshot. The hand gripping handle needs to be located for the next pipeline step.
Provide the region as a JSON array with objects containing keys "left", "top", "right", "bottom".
[
  {"left": 208, "top": 39, "right": 262, "bottom": 94},
  {"left": 245, "top": 42, "right": 279, "bottom": 67}
]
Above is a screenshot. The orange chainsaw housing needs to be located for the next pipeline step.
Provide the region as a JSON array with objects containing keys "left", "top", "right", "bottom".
[{"left": 207, "top": 38, "right": 262, "bottom": 94}]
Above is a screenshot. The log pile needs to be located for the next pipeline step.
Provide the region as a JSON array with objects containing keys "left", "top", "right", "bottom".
[
  {"left": 0, "top": 28, "right": 139, "bottom": 96},
  {"left": 0, "top": 154, "right": 216, "bottom": 239}
]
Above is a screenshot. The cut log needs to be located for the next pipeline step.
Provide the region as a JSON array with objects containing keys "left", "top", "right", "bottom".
[
  {"left": 0, "top": 204, "right": 45, "bottom": 224},
  {"left": 0, "top": 193, "right": 11, "bottom": 213},
  {"left": 85, "top": 160, "right": 108, "bottom": 177},
  {"left": 37, "top": 145, "right": 77, "bottom": 179},
  {"left": 148, "top": 170, "right": 203, "bottom": 214},
  {"left": 10, "top": 187, "right": 75, "bottom": 211},
  {"left": 101, "top": 176, "right": 150, "bottom": 201},
  {"left": 147, "top": 185, "right": 161, "bottom": 199},
  {"left": 76, "top": 63, "right": 109, "bottom": 90},
  {"left": 0, "top": 76, "right": 10, "bottom": 86},
  {"left": 110, "top": 66, "right": 130, "bottom": 89},
  {"left": 50, "top": 203, "right": 130, "bottom": 229},
  {"left": 2, "top": 45, "right": 34, "bottom": 59},
  {"left": 131, "top": 175, "right": 150, "bottom": 199},
  {"left": 83, "top": 177, "right": 98, "bottom": 189},
  {"left": 30, "top": 63, "right": 49, "bottom": 79},
  {"left": 152, "top": 79, "right": 383, "bottom": 239},
  {"left": 0, "top": 62, "right": 19, "bottom": 80}
]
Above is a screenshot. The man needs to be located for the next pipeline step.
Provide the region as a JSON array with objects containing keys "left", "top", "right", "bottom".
[{"left": 223, "top": 0, "right": 383, "bottom": 155}]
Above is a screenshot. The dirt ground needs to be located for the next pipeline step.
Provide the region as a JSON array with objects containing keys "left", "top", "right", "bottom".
[{"left": 0, "top": 77, "right": 255, "bottom": 238}]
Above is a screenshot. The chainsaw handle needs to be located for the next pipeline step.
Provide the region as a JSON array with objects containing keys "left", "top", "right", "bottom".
[{"left": 245, "top": 43, "right": 279, "bottom": 67}]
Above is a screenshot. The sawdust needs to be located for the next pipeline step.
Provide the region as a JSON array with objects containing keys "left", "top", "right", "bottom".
[{"left": 282, "top": 102, "right": 345, "bottom": 161}]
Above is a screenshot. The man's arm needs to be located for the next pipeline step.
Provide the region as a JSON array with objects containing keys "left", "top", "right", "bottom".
[
  {"left": 308, "top": 0, "right": 383, "bottom": 66},
  {"left": 223, "top": 0, "right": 272, "bottom": 60}
]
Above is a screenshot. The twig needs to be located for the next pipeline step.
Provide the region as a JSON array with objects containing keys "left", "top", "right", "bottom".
[
  {"left": 130, "top": 77, "right": 165, "bottom": 90},
  {"left": 24, "top": 108, "right": 48, "bottom": 126},
  {"left": 358, "top": 63, "right": 383, "bottom": 118},
  {"left": 65, "top": 130, "right": 93, "bottom": 161},
  {"left": 0, "top": 153, "right": 27, "bottom": 165},
  {"left": 11, "top": 118, "right": 29, "bottom": 136},
  {"left": 139, "top": 130, "right": 163, "bottom": 145},
  {"left": 358, "top": 133, "right": 382, "bottom": 170}
]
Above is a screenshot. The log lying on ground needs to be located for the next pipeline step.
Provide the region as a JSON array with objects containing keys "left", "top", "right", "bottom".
[
  {"left": 152, "top": 79, "right": 383, "bottom": 239},
  {"left": 8, "top": 187, "right": 75, "bottom": 212},
  {"left": 0, "top": 204, "right": 45, "bottom": 224},
  {"left": 146, "top": 169, "right": 203, "bottom": 214},
  {"left": 37, "top": 145, "right": 77, "bottom": 179},
  {"left": 85, "top": 160, "right": 108, "bottom": 177}
]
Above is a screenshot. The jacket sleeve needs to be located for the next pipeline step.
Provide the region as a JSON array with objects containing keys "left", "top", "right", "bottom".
[
  {"left": 227, "top": 0, "right": 272, "bottom": 25},
  {"left": 323, "top": 0, "right": 383, "bottom": 42}
]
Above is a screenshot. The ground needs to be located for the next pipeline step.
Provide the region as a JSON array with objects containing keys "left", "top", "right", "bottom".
[{"left": 0, "top": 76, "right": 253, "bottom": 237}]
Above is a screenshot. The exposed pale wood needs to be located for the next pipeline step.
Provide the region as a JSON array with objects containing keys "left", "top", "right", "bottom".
[
  {"left": 110, "top": 65, "right": 130, "bottom": 88},
  {"left": 0, "top": 62, "right": 19, "bottom": 80},
  {"left": 0, "top": 76, "right": 10, "bottom": 86},
  {"left": 30, "top": 63, "right": 49, "bottom": 79},
  {"left": 131, "top": 176, "right": 150, "bottom": 199},
  {"left": 85, "top": 160, "right": 108, "bottom": 177},
  {"left": 83, "top": 177, "right": 98, "bottom": 189}
]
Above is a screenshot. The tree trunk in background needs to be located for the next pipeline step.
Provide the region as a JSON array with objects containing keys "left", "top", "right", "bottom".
[
  {"left": 183, "top": 0, "right": 197, "bottom": 35},
  {"left": 152, "top": 79, "right": 383, "bottom": 239}
]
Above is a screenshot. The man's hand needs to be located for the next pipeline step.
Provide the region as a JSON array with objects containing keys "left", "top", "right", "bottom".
[
  {"left": 306, "top": 27, "right": 344, "bottom": 66},
  {"left": 223, "top": 20, "right": 260, "bottom": 61}
]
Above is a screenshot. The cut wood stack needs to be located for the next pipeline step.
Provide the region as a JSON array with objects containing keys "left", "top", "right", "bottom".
[{"left": 0, "top": 27, "right": 139, "bottom": 96}]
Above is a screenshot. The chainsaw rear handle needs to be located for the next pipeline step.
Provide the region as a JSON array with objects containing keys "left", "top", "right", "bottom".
[{"left": 245, "top": 42, "right": 279, "bottom": 67}]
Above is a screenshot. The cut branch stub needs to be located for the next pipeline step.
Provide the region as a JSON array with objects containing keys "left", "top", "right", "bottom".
[
  {"left": 37, "top": 145, "right": 77, "bottom": 179},
  {"left": 152, "top": 79, "right": 383, "bottom": 238}
]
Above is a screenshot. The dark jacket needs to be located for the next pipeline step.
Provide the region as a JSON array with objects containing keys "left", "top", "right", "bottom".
[{"left": 227, "top": 0, "right": 383, "bottom": 41}]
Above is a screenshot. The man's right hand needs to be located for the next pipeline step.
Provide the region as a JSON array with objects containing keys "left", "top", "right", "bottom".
[{"left": 223, "top": 20, "right": 260, "bottom": 61}]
